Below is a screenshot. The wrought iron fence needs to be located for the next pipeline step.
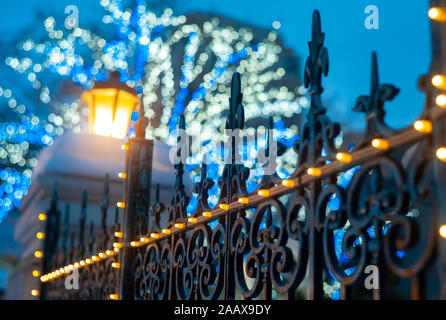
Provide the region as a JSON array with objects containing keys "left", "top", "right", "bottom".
[{"left": 38, "top": 9, "right": 446, "bottom": 300}]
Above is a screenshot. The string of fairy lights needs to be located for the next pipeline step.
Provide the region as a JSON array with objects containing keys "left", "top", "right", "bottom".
[{"left": 37, "top": 107, "right": 442, "bottom": 300}]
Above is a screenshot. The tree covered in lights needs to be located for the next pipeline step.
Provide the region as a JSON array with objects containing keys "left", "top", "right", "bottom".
[{"left": 2, "top": 0, "right": 308, "bottom": 217}]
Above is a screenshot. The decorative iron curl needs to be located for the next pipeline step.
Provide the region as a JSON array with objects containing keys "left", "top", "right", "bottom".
[{"left": 321, "top": 183, "right": 368, "bottom": 285}]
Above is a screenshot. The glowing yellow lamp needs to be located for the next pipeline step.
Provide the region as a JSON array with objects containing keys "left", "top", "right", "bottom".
[{"left": 81, "top": 72, "right": 140, "bottom": 139}]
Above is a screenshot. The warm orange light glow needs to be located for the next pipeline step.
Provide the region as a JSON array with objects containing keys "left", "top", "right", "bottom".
[
  {"left": 150, "top": 233, "right": 160, "bottom": 239},
  {"left": 81, "top": 87, "right": 139, "bottom": 139},
  {"left": 112, "top": 262, "right": 121, "bottom": 269},
  {"left": 336, "top": 153, "right": 352, "bottom": 164},
  {"left": 238, "top": 197, "right": 249, "bottom": 204},
  {"left": 106, "top": 250, "right": 114, "bottom": 256},
  {"left": 86, "top": 259, "right": 92, "bottom": 264},
  {"left": 92, "top": 256, "right": 98, "bottom": 262},
  {"left": 38, "top": 213, "right": 47, "bottom": 221},
  {"left": 203, "top": 211, "right": 212, "bottom": 218},
  {"left": 282, "top": 179, "right": 296, "bottom": 188},
  {"left": 429, "top": 7, "right": 446, "bottom": 21},
  {"left": 175, "top": 223, "right": 185, "bottom": 229},
  {"left": 118, "top": 172, "right": 127, "bottom": 179},
  {"left": 32, "top": 270, "right": 40, "bottom": 277},
  {"left": 188, "top": 217, "right": 198, "bottom": 223},
  {"left": 109, "top": 294, "right": 119, "bottom": 300},
  {"left": 117, "top": 202, "right": 126, "bottom": 208},
  {"left": 162, "top": 229, "right": 171, "bottom": 234},
  {"left": 121, "top": 144, "right": 129, "bottom": 150},
  {"left": 436, "top": 94, "right": 446, "bottom": 107},
  {"left": 258, "top": 189, "right": 270, "bottom": 197},
  {"left": 437, "top": 147, "right": 446, "bottom": 161},
  {"left": 114, "top": 231, "right": 123, "bottom": 238},
  {"left": 34, "top": 251, "right": 43, "bottom": 258},
  {"left": 307, "top": 168, "right": 322, "bottom": 176},
  {"left": 440, "top": 225, "right": 446, "bottom": 238},
  {"left": 432, "top": 74, "right": 446, "bottom": 88},
  {"left": 130, "top": 241, "right": 140, "bottom": 247},
  {"left": 99, "top": 252, "right": 107, "bottom": 259},
  {"left": 371, "top": 138, "right": 389, "bottom": 150},
  {"left": 113, "top": 242, "right": 122, "bottom": 249},
  {"left": 140, "top": 237, "right": 149, "bottom": 243},
  {"left": 413, "top": 120, "right": 432, "bottom": 133},
  {"left": 219, "top": 204, "right": 229, "bottom": 211},
  {"left": 31, "top": 289, "right": 39, "bottom": 297},
  {"left": 36, "top": 232, "right": 45, "bottom": 239}
]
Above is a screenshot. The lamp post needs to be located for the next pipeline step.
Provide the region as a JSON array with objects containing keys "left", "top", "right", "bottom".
[{"left": 81, "top": 71, "right": 140, "bottom": 139}]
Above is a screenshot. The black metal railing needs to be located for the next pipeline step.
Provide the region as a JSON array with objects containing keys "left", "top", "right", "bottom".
[{"left": 39, "top": 8, "right": 446, "bottom": 300}]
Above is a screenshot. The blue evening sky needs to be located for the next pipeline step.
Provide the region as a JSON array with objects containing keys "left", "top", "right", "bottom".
[{"left": 0, "top": 0, "right": 431, "bottom": 130}]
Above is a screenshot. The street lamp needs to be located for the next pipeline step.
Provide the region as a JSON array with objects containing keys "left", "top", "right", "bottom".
[{"left": 81, "top": 72, "right": 140, "bottom": 139}]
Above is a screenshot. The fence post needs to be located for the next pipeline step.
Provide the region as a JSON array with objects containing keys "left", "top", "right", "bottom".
[
  {"left": 118, "top": 116, "right": 153, "bottom": 300},
  {"left": 40, "top": 182, "right": 61, "bottom": 300}
]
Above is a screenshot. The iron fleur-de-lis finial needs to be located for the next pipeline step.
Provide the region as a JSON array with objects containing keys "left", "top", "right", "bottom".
[
  {"left": 226, "top": 72, "right": 244, "bottom": 132},
  {"left": 193, "top": 154, "right": 215, "bottom": 216},
  {"left": 304, "top": 10, "right": 329, "bottom": 116},
  {"left": 353, "top": 51, "right": 400, "bottom": 147},
  {"left": 168, "top": 112, "right": 189, "bottom": 227},
  {"left": 217, "top": 72, "right": 249, "bottom": 203}
]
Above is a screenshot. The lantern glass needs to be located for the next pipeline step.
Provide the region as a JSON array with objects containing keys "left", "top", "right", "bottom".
[{"left": 82, "top": 88, "right": 139, "bottom": 139}]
